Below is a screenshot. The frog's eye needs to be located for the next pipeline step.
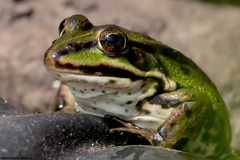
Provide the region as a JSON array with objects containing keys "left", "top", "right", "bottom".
[
  {"left": 97, "top": 28, "right": 127, "bottom": 57},
  {"left": 58, "top": 18, "right": 67, "bottom": 36},
  {"left": 58, "top": 15, "right": 93, "bottom": 36}
]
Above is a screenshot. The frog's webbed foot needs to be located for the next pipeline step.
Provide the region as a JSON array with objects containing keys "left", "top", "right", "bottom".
[{"left": 109, "top": 117, "right": 158, "bottom": 145}]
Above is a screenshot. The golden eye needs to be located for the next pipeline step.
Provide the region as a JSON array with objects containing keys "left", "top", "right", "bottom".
[{"left": 97, "top": 28, "right": 127, "bottom": 57}]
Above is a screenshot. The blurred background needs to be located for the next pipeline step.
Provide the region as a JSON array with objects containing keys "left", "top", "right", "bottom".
[{"left": 0, "top": 0, "right": 239, "bottom": 149}]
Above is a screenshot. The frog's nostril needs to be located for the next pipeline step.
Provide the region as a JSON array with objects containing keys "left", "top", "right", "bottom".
[{"left": 52, "top": 47, "right": 70, "bottom": 60}]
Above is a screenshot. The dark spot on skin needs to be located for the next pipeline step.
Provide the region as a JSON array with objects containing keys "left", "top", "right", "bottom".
[
  {"left": 108, "top": 79, "right": 116, "bottom": 84},
  {"left": 180, "top": 66, "right": 190, "bottom": 75},
  {"left": 80, "top": 90, "right": 84, "bottom": 93},
  {"left": 172, "top": 137, "right": 189, "bottom": 150},
  {"left": 126, "top": 101, "right": 132, "bottom": 105},
  {"left": 193, "top": 147, "right": 202, "bottom": 153},
  {"left": 204, "top": 110, "right": 217, "bottom": 130},
  {"left": 72, "top": 87, "right": 76, "bottom": 91},
  {"left": 92, "top": 107, "right": 97, "bottom": 110},
  {"left": 140, "top": 83, "right": 145, "bottom": 89},
  {"left": 56, "top": 74, "right": 61, "bottom": 78},
  {"left": 83, "top": 89, "right": 87, "bottom": 91},
  {"left": 201, "top": 131, "right": 211, "bottom": 141},
  {"left": 185, "top": 109, "right": 192, "bottom": 118},
  {"left": 170, "top": 122, "right": 176, "bottom": 127},
  {"left": 128, "top": 92, "right": 132, "bottom": 95},
  {"left": 91, "top": 89, "right": 95, "bottom": 91},
  {"left": 216, "top": 99, "right": 220, "bottom": 103},
  {"left": 136, "top": 101, "right": 146, "bottom": 112},
  {"left": 82, "top": 80, "right": 87, "bottom": 83},
  {"left": 124, "top": 108, "right": 129, "bottom": 113},
  {"left": 102, "top": 90, "right": 106, "bottom": 93},
  {"left": 142, "top": 110, "right": 151, "bottom": 115}
]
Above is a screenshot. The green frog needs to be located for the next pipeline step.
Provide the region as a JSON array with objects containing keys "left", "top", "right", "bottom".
[{"left": 44, "top": 14, "right": 232, "bottom": 158}]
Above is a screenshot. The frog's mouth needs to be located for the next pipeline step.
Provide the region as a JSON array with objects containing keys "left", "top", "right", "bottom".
[{"left": 53, "top": 62, "right": 145, "bottom": 80}]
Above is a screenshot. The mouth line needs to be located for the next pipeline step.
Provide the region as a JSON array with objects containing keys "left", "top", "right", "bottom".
[{"left": 54, "top": 62, "right": 142, "bottom": 80}]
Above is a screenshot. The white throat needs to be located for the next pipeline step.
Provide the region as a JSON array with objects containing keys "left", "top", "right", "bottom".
[{"left": 53, "top": 72, "right": 158, "bottom": 118}]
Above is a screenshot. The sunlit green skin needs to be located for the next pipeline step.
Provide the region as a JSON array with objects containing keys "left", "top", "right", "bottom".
[{"left": 44, "top": 15, "right": 232, "bottom": 158}]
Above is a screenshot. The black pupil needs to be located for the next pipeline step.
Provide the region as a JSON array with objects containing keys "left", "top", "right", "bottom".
[{"left": 106, "top": 34, "right": 121, "bottom": 44}]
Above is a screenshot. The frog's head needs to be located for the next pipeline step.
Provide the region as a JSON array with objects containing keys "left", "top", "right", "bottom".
[
  {"left": 44, "top": 15, "right": 176, "bottom": 127},
  {"left": 44, "top": 14, "right": 176, "bottom": 90}
]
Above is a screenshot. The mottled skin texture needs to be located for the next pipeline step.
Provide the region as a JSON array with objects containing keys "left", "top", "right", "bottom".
[{"left": 44, "top": 14, "right": 232, "bottom": 158}]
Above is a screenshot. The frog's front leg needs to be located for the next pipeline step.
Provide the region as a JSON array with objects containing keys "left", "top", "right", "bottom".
[
  {"left": 111, "top": 89, "right": 219, "bottom": 156},
  {"left": 150, "top": 88, "right": 225, "bottom": 157},
  {"left": 49, "top": 83, "right": 76, "bottom": 112}
]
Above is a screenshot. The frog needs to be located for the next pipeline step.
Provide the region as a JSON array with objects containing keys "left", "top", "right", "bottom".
[{"left": 43, "top": 14, "right": 233, "bottom": 159}]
